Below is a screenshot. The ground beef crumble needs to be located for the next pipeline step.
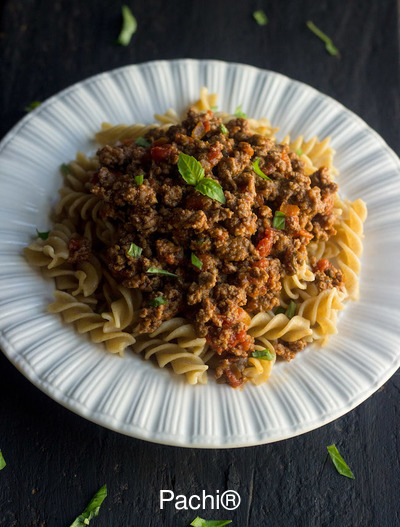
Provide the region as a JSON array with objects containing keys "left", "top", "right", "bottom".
[{"left": 90, "top": 108, "right": 340, "bottom": 387}]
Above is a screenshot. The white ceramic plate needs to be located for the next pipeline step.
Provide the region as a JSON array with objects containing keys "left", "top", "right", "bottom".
[{"left": 1, "top": 59, "right": 400, "bottom": 448}]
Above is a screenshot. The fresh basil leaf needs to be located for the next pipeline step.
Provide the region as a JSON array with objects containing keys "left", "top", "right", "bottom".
[
  {"left": 61, "top": 163, "right": 71, "bottom": 175},
  {"left": 234, "top": 104, "right": 247, "bottom": 119},
  {"left": 296, "top": 148, "right": 303, "bottom": 156},
  {"left": 275, "top": 307, "right": 286, "bottom": 315},
  {"left": 220, "top": 124, "right": 228, "bottom": 135},
  {"left": 252, "top": 157, "right": 271, "bottom": 181},
  {"left": 146, "top": 266, "right": 178, "bottom": 278},
  {"left": 0, "top": 450, "right": 6, "bottom": 470},
  {"left": 285, "top": 300, "right": 297, "bottom": 319},
  {"left": 196, "top": 178, "right": 226, "bottom": 204},
  {"left": 127, "top": 243, "right": 142, "bottom": 258},
  {"left": 24, "top": 101, "right": 41, "bottom": 112},
  {"left": 327, "top": 444, "right": 355, "bottom": 479},
  {"left": 134, "top": 174, "right": 144, "bottom": 185},
  {"left": 272, "top": 210, "right": 286, "bottom": 230},
  {"left": 253, "top": 10, "right": 268, "bottom": 26},
  {"left": 36, "top": 229, "right": 49, "bottom": 240},
  {"left": 70, "top": 484, "right": 107, "bottom": 527},
  {"left": 190, "top": 518, "right": 232, "bottom": 527},
  {"left": 252, "top": 349, "right": 275, "bottom": 361},
  {"left": 116, "top": 5, "right": 137, "bottom": 46},
  {"left": 135, "top": 136, "right": 151, "bottom": 148},
  {"left": 148, "top": 296, "right": 167, "bottom": 307},
  {"left": 191, "top": 252, "right": 203, "bottom": 269},
  {"left": 178, "top": 153, "right": 205, "bottom": 186},
  {"left": 306, "top": 21, "right": 340, "bottom": 57}
]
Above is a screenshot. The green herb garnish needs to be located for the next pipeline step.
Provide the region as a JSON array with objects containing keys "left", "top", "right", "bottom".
[
  {"left": 70, "top": 484, "right": 107, "bottom": 527},
  {"left": 306, "top": 21, "right": 340, "bottom": 57},
  {"left": 252, "top": 349, "right": 275, "bottom": 361},
  {"left": 220, "top": 124, "right": 228, "bottom": 135},
  {"left": 146, "top": 266, "right": 178, "bottom": 278},
  {"left": 148, "top": 296, "right": 167, "bottom": 307},
  {"left": 177, "top": 153, "right": 225, "bottom": 204},
  {"left": 327, "top": 444, "right": 355, "bottom": 479},
  {"left": 285, "top": 300, "right": 297, "bottom": 319},
  {"left": 272, "top": 210, "right": 286, "bottom": 229},
  {"left": 36, "top": 229, "right": 49, "bottom": 240},
  {"left": 296, "top": 148, "right": 303, "bottom": 156},
  {"left": 24, "top": 101, "right": 41, "bottom": 112},
  {"left": 190, "top": 518, "right": 232, "bottom": 527},
  {"left": 275, "top": 307, "right": 286, "bottom": 315},
  {"left": 253, "top": 10, "right": 268, "bottom": 26},
  {"left": 134, "top": 174, "right": 144, "bottom": 185},
  {"left": 252, "top": 157, "right": 271, "bottom": 181},
  {"left": 116, "top": 5, "right": 137, "bottom": 46},
  {"left": 127, "top": 243, "right": 142, "bottom": 258},
  {"left": 0, "top": 450, "right": 6, "bottom": 470},
  {"left": 191, "top": 253, "right": 203, "bottom": 270},
  {"left": 135, "top": 136, "right": 151, "bottom": 148},
  {"left": 234, "top": 104, "right": 247, "bottom": 119},
  {"left": 210, "top": 105, "right": 218, "bottom": 111},
  {"left": 61, "top": 163, "right": 71, "bottom": 175}
]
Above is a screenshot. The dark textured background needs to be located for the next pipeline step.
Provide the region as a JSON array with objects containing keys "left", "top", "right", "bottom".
[{"left": 0, "top": 1, "right": 399, "bottom": 526}]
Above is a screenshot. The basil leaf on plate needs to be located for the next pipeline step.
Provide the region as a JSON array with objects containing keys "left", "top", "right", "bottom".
[
  {"left": 69, "top": 484, "right": 107, "bottom": 526},
  {"left": 190, "top": 518, "right": 232, "bottom": 527},
  {"left": 252, "top": 157, "right": 271, "bottom": 181},
  {"left": 306, "top": 21, "right": 340, "bottom": 57},
  {"left": 253, "top": 10, "right": 268, "bottom": 26},
  {"left": 116, "top": 5, "right": 137, "bottom": 46},
  {"left": 127, "top": 243, "right": 142, "bottom": 258},
  {"left": 234, "top": 104, "right": 247, "bottom": 118},
  {"left": 327, "top": 444, "right": 355, "bottom": 479},
  {"left": 36, "top": 229, "right": 49, "bottom": 240},
  {"left": 191, "top": 252, "right": 203, "bottom": 269},
  {"left": 220, "top": 124, "right": 228, "bottom": 135},
  {"left": 24, "top": 101, "right": 41, "bottom": 112},
  {"left": 135, "top": 136, "right": 151, "bottom": 148},
  {"left": 272, "top": 210, "right": 286, "bottom": 230},
  {"left": 285, "top": 300, "right": 297, "bottom": 319},
  {"left": 0, "top": 450, "right": 6, "bottom": 470},
  {"left": 146, "top": 266, "right": 178, "bottom": 278},
  {"left": 196, "top": 178, "right": 226, "bottom": 204},
  {"left": 178, "top": 153, "right": 205, "bottom": 186},
  {"left": 252, "top": 349, "right": 275, "bottom": 361},
  {"left": 134, "top": 174, "right": 144, "bottom": 185},
  {"left": 148, "top": 296, "right": 167, "bottom": 307}
]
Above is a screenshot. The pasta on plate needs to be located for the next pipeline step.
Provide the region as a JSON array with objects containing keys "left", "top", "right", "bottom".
[{"left": 24, "top": 88, "right": 367, "bottom": 388}]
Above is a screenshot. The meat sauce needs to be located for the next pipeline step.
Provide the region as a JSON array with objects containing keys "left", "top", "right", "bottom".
[{"left": 91, "top": 109, "right": 341, "bottom": 387}]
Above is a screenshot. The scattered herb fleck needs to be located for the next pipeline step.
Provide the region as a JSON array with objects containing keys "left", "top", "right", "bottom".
[
  {"left": 36, "top": 229, "right": 49, "bottom": 240},
  {"left": 273, "top": 210, "right": 286, "bottom": 229},
  {"left": 135, "top": 136, "right": 151, "bottom": 148},
  {"left": 306, "top": 21, "right": 340, "bottom": 57},
  {"left": 252, "top": 157, "right": 271, "bottom": 181},
  {"left": 234, "top": 104, "right": 247, "bottom": 119},
  {"left": 116, "top": 5, "right": 137, "bottom": 46},
  {"left": 285, "top": 300, "right": 297, "bottom": 319},
  {"left": 0, "top": 450, "right": 5, "bottom": 470},
  {"left": 220, "top": 124, "right": 228, "bottom": 135},
  {"left": 69, "top": 484, "right": 107, "bottom": 527},
  {"left": 210, "top": 105, "right": 218, "bottom": 111},
  {"left": 327, "top": 444, "right": 355, "bottom": 479},
  {"left": 177, "top": 153, "right": 225, "bottom": 204},
  {"left": 296, "top": 148, "right": 303, "bottom": 156},
  {"left": 148, "top": 296, "right": 167, "bottom": 307},
  {"left": 146, "top": 266, "right": 178, "bottom": 278},
  {"left": 252, "top": 349, "right": 275, "bottom": 361},
  {"left": 253, "top": 10, "right": 268, "bottom": 26},
  {"left": 127, "top": 243, "right": 142, "bottom": 258},
  {"left": 24, "top": 101, "right": 41, "bottom": 112},
  {"left": 191, "top": 253, "right": 203, "bottom": 270},
  {"left": 61, "top": 163, "right": 71, "bottom": 175},
  {"left": 190, "top": 518, "right": 232, "bottom": 527},
  {"left": 275, "top": 307, "right": 286, "bottom": 315},
  {"left": 134, "top": 174, "right": 144, "bottom": 185}
]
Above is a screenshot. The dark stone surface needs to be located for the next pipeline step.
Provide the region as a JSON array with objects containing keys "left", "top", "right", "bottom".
[{"left": 0, "top": 1, "right": 399, "bottom": 526}]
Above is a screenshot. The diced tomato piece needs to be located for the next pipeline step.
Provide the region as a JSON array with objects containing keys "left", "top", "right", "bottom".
[
  {"left": 293, "top": 229, "right": 314, "bottom": 241},
  {"left": 191, "top": 120, "right": 210, "bottom": 140},
  {"left": 314, "top": 258, "right": 333, "bottom": 273},
  {"left": 151, "top": 144, "right": 174, "bottom": 163},
  {"left": 207, "top": 144, "right": 223, "bottom": 166},
  {"left": 280, "top": 203, "right": 299, "bottom": 216},
  {"left": 256, "top": 228, "right": 275, "bottom": 257}
]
